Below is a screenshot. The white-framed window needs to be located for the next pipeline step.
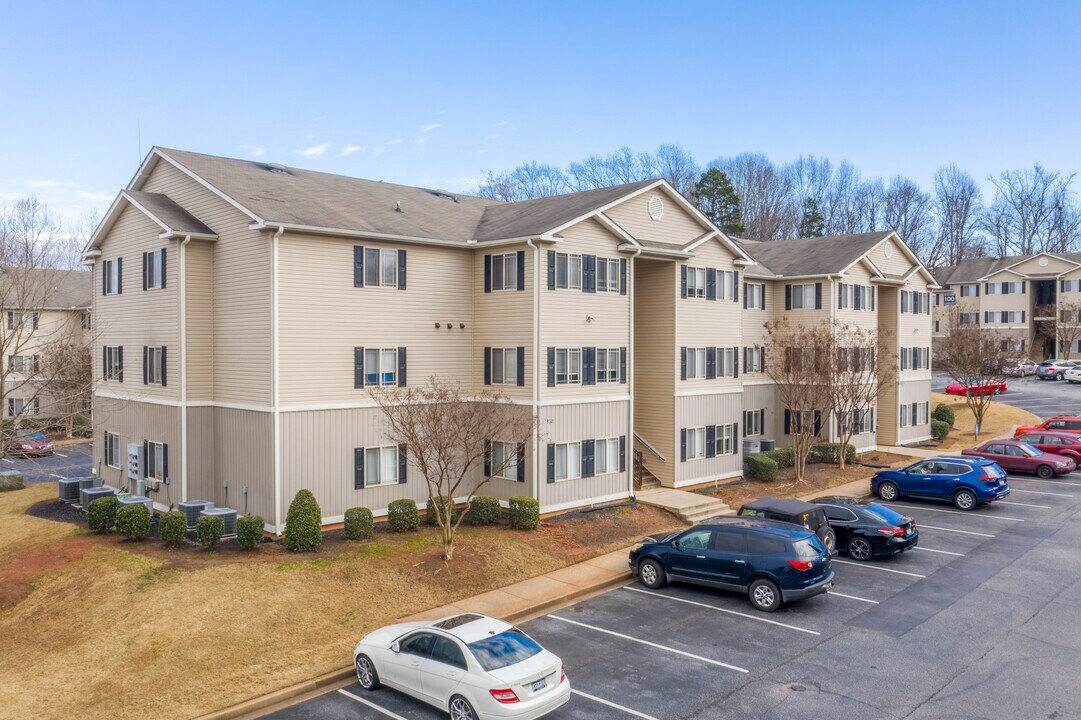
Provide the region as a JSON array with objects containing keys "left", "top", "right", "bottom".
[
  {"left": 686, "top": 348, "right": 706, "bottom": 379},
  {"left": 146, "top": 440, "right": 166, "bottom": 480},
  {"left": 554, "top": 442, "right": 582, "bottom": 481},
  {"left": 744, "top": 346, "right": 763, "bottom": 373},
  {"left": 104, "top": 431, "right": 120, "bottom": 468},
  {"left": 745, "top": 282, "right": 764, "bottom": 309},
  {"left": 9, "top": 355, "right": 37, "bottom": 374},
  {"left": 491, "top": 252, "right": 517, "bottom": 292},
  {"left": 685, "top": 427, "right": 706, "bottom": 460},
  {"left": 554, "top": 253, "right": 582, "bottom": 290},
  {"left": 596, "top": 348, "right": 620, "bottom": 383},
  {"left": 492, "top": 441, "right": 519, "bottom": 480},
  {"left": 719, "top": 270, "right": 736, "bottom": 301},
  {"left": 364, "top": 445, "right": 399, "bottom": 486},
  {"left": 597, "top": 258, "right": 621, "bottom": 293},
  {"left": 6, "top": 311, "right": 38, "bottom": 330},
  {"left": 786, "top": 409, "right": 814, "bottom": 434},
  {"left": 791, "top": 283, "right": 816, "bottom": 309},
  {"left": 839, "top": 408, "right": 874, "bottom": 435},
  {"left": 146, "top": 347, "right": 165, "bottom": 385},
  {"left": 686, "top": 267, "right": 706, "bottom": 298},
  {"left": 1061, "top": 309, "right": 1081, "bottom": 323},
  {"left": 716, "top": 424, "right": 735, "bottom": 455},
  {"left": 364, "top": 248, "right": 399, "bottom": 288},
  {"left": 595, "top": 437, "right": 621, "bottom": 475},
  {"left": 146, "top": 249, "right": 164, "bottom": 289},
  {"left": 7, "top": 398, "right": 38, "bottom": 417},
  {"left": 365, "top": 348, "right": 398, "bottom": 386},
  {"left": 718, "top": 347, "right": 736, "bottom": 378},
  {"left": 1000, "top": 311, "right": 1025, "bottom": 323},
  {"left": 555, "top": 348, "right": 582, "bottom": 385},
  {"left": 959, "top": 312, "right": 979, "bottom": 325},
  {"left": 960, "top": 284, "right": 978, "bottom": 297},
  {"left": 900, "top": 402, "right": 930, "bottom": 428},
  {"left": 103, "top": 259, "right": 120, "bottom": 295},
  {"left": 491, "top": 348, "right": 517, "bottom": 385},
  {"left": 82, "top": 312, "right": 92, "bottom": 330},
  {"left": 918, "top": 401, "right": 929, "bottom": 425},
  {"left": 104, "top": 346, "right": 123, "bottom": 380},
  {"left": 744, "top": 409, "right": 763, "bottom": 436}
]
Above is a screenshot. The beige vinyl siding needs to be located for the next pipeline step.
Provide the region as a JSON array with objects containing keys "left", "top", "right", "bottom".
[
  {"left": 740, "top": 383, "right": 777, "bottom": 443},
  {"left": 538, "top": 400, "right": 630, "bottom": 510},
  {"left": 185, "top": 406, "right": 215, "bottom": 501},
  {"left": 835, "top": 263, "right": 879, "bottom": 330},
  {"left": 877, "top": 286, "right": 901, "bottom": 445},
  {"left": 212, "top": 408, "right": 275, "bottom": 521},
  {"left": 474, "top": 245, "right": 533, "bottom": 399},
  {"left": 980, "top": 272, "right": 1030, "bottom": 320},
  {"left": 92, "top": 395, "right": 181, "bottom": 497},
  {"left": 277, "top": 233, "right": 474, "bottom": 404},
  {"left": 675, "top": 392, "right": 743, "bottom": 486},
  {"left": 603, "top": 191, "right": 706, "bottom": 248},
  {"left": 779, "top": 279, "right": 831, "bottom": 327},
  {"left": 633, "top": 258, "right": 675, "bottom": 486},
  {"left": 538, "top": 219, "right": 630, "bottom": 401},
  {"left": 93, "top": 204, "right": 179, "bottom": 400},
  {"left": 866, "top": 236, "right": 914, "bottom": 276},
  {"left": 1007, "top": 255, "right": 1078, "bottom": 276},
  {"left": 142, "top": 160, "right": 273, "bottom": 405},
  {"left": 676, "top": 239, "right": 743, "bottom": 393},
  {"left": 896, "top": 380, "right": 932, "bottom": 444},
  {"left": 184, "top": 241, "right": 214, "bottom": 400},
  {"left": 899, "top": 277, "right": 934, "bottom": 382}
]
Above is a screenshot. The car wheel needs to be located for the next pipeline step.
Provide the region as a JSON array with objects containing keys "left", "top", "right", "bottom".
[
  {"left": 847, "top": 536, "right": 874, "bottom": 562},
  {"left": 355, "top": 654, "right": 381, "bottom": 691},
  {"left": 1037, "top": 464, "right": 1055, "bottom": 479},
  {"left": 1057, "top": 372, "right": 1065, "bottom": 381},
  {"left": 877, "top": 481, "right": 899, "bottom": 502},
  {"left": 449, "top": 695, "right": 478, "bottom": 720},
  {"left": 993, "top": 387, "right": 1002, "bottom": 395},
  {"left": 954, "top": 489, "right": 978, "bottom": 511},
  {"left": 748, "top": 578, "right": 782, "bottom": 612},
  {"left": 639, "top": 558, "right": 667, "bottom": 589},
  {"left": 822, "top": 528, "right": 837, "bottom": 552}
]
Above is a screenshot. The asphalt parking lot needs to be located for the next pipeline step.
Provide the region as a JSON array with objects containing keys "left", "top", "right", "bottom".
[
  {"left": 932, "top": 370, "right": 1081, "bottom": 420},
  {"left": 264, "top": 470, "right": 1081, "bottom": 720},
  {"left": 3, "top": 441, "right": 93, "bottom": 484}
]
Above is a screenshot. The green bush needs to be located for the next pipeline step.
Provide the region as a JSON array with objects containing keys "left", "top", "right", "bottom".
[
  {"left": 343, "top": 507, "right": 374, "bottom": 541},
  {"left": 762, "top": 447, "right": 795, "bottom": 468},
  {"left": 237, "top": 514, "right": 265, "bottom": 550},
  {"left": 808, "top": 442, "right": 857, "bottom": 465},
  {"left": 425, "top": 495, "right": 456, "bottom": 526},
  {"left": 932, "top": 403, "right": 956, "bottom": 429},
  {"left": 87, "top": 496, "right": 119, "bottom": 534},
  {"left": 114, "top": 503, "right": 151, "bottom": 540},
  {"left": 387, "top": 499, "right": 420, "bottom": 532},
  {"left": 284, "top": 489, "right": 323, "bottom": 552},
  {"left": 159, "top": 511, "right": 187, "bottom": 547},
  {"left": 195, "top": 514, "right": 224, "bottom": 550},
  {"left": 931, "top": 419, "right": 951, "bottom": 440},
  {"left": 745, "top": 453, "right": 778, "bottom": 482},
  {"left": 508, "top": 496, "right": 540, "bottom": 530},
  {"left": 469, "top": 496, "right": 501, "bottom": 526}
]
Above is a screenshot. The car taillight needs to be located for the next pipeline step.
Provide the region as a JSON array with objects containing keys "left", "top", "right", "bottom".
[
  {"left": 490, "top": 688, "right": 520, "bottom": 704},
  {"left": 560, "top": 664, "right": 566, "bottom": 684},
  {"left": 981, "top": 467, "right": 999, "bottom": 482},
  {"left": 877, "top": 527, "right": 905, "bottom": 536},
  {"left": 788, "top": 559, "right": 813, "bottom": 571}
]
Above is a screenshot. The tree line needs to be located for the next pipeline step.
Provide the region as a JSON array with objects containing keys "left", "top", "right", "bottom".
[{"left": 474, "top": 145, "right": 1081, "bottom": 268}]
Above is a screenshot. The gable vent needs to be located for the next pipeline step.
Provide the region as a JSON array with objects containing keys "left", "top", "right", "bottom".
[{"left": 648, "top": 195, "right": 664, "bottom": 220}]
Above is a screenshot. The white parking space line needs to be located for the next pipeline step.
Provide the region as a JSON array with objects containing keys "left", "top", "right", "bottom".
[
  {"left": 49, "top": 473, "right": 65, "bottom": 479},
  {"left": 1012, "top": 477, "right": 1081, "bottom": 487},
  {"left": 913, "top": 546, "right": 965, "bottom": 557},
  {"left": 886, "top": 504, "right": 1025, "bottom": 521},
  {"left": 623, "top": 586, "right": 821, "bottom": 636},
  {"left": 337, "top": 688, "right": 410, "bottom": 720},
  {"left": 996, "top": 500, "right": 1052, "bottom": 509},
  {"left": 1, "top": 458, "right": 13, "bottom": 464},
  {"left": 1007, "top": 488, "right": 1074, "bottom": 497},
  {"left": 54, "top": 452, "right": 68, "bottom": 458},
  {"left": 547, "top": 614, "right": 749, "bottom": 673},
  {"left": 828, "top": 591, "right": 879, "bottom": 604},
  {"left": 917, "top": 524, "right": 995, "bottom": 538},
  {"left": 573, "top": 689, "right": 660, "bottom": 720},
  {"left": 832, "top": 559, "right": 927, "bottom": 578}
]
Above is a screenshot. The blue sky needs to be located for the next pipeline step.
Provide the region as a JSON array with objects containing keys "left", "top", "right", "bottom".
[{"left": 2, "top": 1, "right": 1079, "bottom": 225}]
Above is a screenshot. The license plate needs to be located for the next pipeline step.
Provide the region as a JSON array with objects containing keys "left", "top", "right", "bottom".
[{"left": 531, "top": 679, "right": 547, "bottom": 692}]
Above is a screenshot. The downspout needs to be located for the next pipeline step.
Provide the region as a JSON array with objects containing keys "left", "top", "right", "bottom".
[
  {"left": 272, "top": 226, "right": 284, "bottom": 534},
  {"left": 829, "top": 277, "right": 837, "bottom": 443},
  {"left": 527, "top": 238, "right": 541, "bottom": 503},
  {"left": 627, "top": 247, "right": 641, "bottom": 498},
  {"left": 179, "top": 235, "right": 191, "bottom": 504}
]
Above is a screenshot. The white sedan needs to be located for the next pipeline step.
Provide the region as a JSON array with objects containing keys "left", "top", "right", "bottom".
[
  {"left": 353, "top": 613, "right": 570, "bottom": 720},
  {"left": 1066, "top": 367, "right": 1081, "bottom": 383}
]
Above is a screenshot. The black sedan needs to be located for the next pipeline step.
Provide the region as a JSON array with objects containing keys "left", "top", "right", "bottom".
[{"left": 811, "top": 496, "right": 918, "bottom": 561}]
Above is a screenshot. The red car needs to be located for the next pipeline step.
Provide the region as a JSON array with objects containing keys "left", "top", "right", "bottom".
[
  {"left": 7, "top": 430, "right": 54, "bottom": 457},
  {"left": 1016, "top": 431, "right": 1081, "bottom": 465},
  {"left": 945, "top": 378, "right": 1008, "bottom": 397},
  {"left": 962, "top": 439, "right": 1075, "bottom": 478},
  {"left": 1013, "top": 416, "right": 1081, "bottom": 438}
]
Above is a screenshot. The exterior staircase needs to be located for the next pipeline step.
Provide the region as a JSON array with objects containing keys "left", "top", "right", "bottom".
[{"left": 636, "top": 488, "right": 732, "bottom": 524}]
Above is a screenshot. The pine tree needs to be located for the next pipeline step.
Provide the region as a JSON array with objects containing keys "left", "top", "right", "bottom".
[
  {"left": 798, "top": 198, "right": 826, "bottom": 238},
  {"left": 693, "top": 168, "right": 745, "bottom": 236}
]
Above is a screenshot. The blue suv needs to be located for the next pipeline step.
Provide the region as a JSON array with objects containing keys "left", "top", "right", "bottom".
[
  {"left": 628, "top": 517, "right": 834, "bottom": 612},
  {"left": 871, "top": 456, "right": 1010, "bottom": 511}
]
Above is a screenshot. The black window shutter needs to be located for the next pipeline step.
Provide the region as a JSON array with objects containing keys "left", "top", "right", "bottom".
[
  {"left": 706, "top": 425, "right": 716, "bottom": 458},
  {"left": 118, "top": 346, "right": 123, "bottom": 383},
  {"left": 1021, "top": 310, "right": 1026, "bottom": 322},
  {"left": 516, "top": 443, "right": 526, "bottom": 482},
  {"left": 814, "top": 411, "right": 822, "bottom": 437},
  {"left": 142, "top": 251, "right": 148, "bottom": 291},
  {"left": 143, "top": 440, "right": 149, "bottom": 474},
  {"left": 142, "top": 346, "right": 148, "bottom": 385},
  {"left": 706, "top": 268, "right": 716, "bottom": 301},
  {"left": 117, "top": 257, "right": 122, "bottom": 293},
  {"left": 680, "top": 265, "right": 688, "bottom": 299},
  {"left": 838, "top": 283, "right": 844, "bottom": 309},
  {"left": 483, "top": 440, "right": 492, "bottom": 476},
  {"left": 743, "top": 347, "right": 749, "bottom": 370},
  {"left": 516, "top": 250, "right": 525, "bottom": 291},
  {"left": 733, "top": 347, "right": 739, "bottom": 378},
  {"left": 583, "top": 347, "right": 595, "bottom": 385},
  {"left": 398, "top": 445, "right": 407, "bottom": 483},
  {"left": 397, "top": 347, "right": 407, "bottom": 386},
  {"left": 547, "top": 444, "right": 556, "bottom": 483},
  {"left": 784, "top": 409, "right": 791, "bottom": 435},
  {"left": 160, "top": 347, "right": 167, "bottom": 387},
  {"left": 733, "top": 271, "right": 739, "bottom": 302},
  {"left": 583, "top": 255, "right": 596, "bottom": 293},
  {"left": 484, "top": 254, "right": 492, "bottom": 293},
  {"left": 680, "top": 429, "right": 687, "bottom": 462},
  {"left": 354, "top": 347, "right": 364, "bottom": 388},
  {"left": 353, "top": 246, "right": 364, "bottom": 287},
  {"left": 516, "top": 347, "right": 525, "bottom": 387},
  {"left": 785, "top": 284, "right": 792, "bottom": 310},
  {"left": 680, "top": 347, "right": 687, "bottom": 380},
  {"left": 619, "top": 347, "right": 626, "bottom": 384},
  {"left": 547, "top": 347, "right": 555, "bottom": 387},
  {"left": 102, "top": 262, "right": 107, "bottom": 295},
  {"left": 102, "top": 347, "right": 107, "bottom": 379},
  {"left": 619, "top": 258, "right": 627, "bottom": 295},
  {"left": 734, "top": 422, "right": 740, "bottom": 444},
  {"left": 582, "top": 439, "right": 595, "bottom": 478},
  {"left": 160, "top": 248, "right": 167, "bottom": 289},
  {"left": 619, "top": 435, "right": 626, "bottom": 472},
  {"left": 483, "top": 347, "right": 491, "bottom": 385},
  {"left": 814, "top": 282, "right": 822, "bottom": 310},
  {"left": 354, "top": 448, "right": 365, "bottom": 489},
  {"left": 870, "top": 286, "right": 875, "bottom": 310},
  {"left": 397, "top": 250, "right": 407, "bottom": 290},
  {"left": 762, "top": 287, "right": 766, "bottom": 311},
  {"left": 706, "top": 347, "right": 716, "bottom": 379},
  {"left": 161, "top": 443, "right": 169, "bottom": 479},
  {"left": 547, "top": 250, "right": 556, "bottom": 290}
]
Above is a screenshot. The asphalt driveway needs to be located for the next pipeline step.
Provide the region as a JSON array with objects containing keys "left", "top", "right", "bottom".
[{"left": 3, "top": 441, "right": 93, "bottom": 484}]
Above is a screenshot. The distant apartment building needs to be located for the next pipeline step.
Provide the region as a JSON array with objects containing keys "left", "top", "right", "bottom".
[{"left": 84, "top": 148, "right": 934, "bottom": 530}]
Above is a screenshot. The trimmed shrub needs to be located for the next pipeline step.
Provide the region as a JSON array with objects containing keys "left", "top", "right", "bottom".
[
  {"left": 508, "top": 496, "right": 540, "bottom": 530},
  {"left": 387, "top": 499, "right": 420, "bottom": 533},
  {"left": 284, "top": 489, "right": 323, "bottom": 552},
  {"left": 114, "top": 503, "right": 151, "bottom": 540},
  {"left": 237, "top": 514, "right": 265, "bottom": 550},
  {"left": 87, "top": 496, "right": 120, "bottom": 534},
  {"left": 425, "top": 495, "right": 456, "bottom": 526},
  {"left": 159, "top": 511, "right": 187, "bottom": 547},
  {"left": 762, "top": 447, "right": 795, "bottom": 468},
  {"left": 932, "top": 403, "right": 956, "bottom": 429},
  {"left": 469, "top": 496, "right": 501, "bottom": 526},
  {"left": 745, "top": 453, "right": 778, "bottom": 482},
  {"left": 344, "top": 507, "right": 374, "bottom": 541},
  {"left": 195, "top": 514, "right": 224, "bottom": 551},
  {"left": 808, "top": 442, "right": 857, "bottom": 465},
  {"left": 931, "top": 419, "right": 951, "bottom": 441}
]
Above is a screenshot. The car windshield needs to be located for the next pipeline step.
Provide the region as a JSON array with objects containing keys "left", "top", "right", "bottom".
[
  {"left": 17, "top": 431, "right": 47, "bottom": 441},
  {"left": 1018, "top": 444, "right": 1041, "bottom": 457},
  {"left": 793, "top": 535, "right": 825, "bottom": 558},
  {"left": 467, "top": 629, "right": 542, "bottom": 672}
]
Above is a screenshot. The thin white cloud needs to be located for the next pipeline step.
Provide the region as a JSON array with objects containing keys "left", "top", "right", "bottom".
[
  {"left": 342, "top": 145, "right": 365, "bottom": 156},
  {"left": 374, "top": 148, "right": 387, "bottom": 156},
  {"left": 413, "top": 137, "right": 427, "bottom": 145},
  {"left": 249, "top": 147, "right": 266, "bottom": 157},
  {"left": 299, "top": 143, "right": 330, "bottom": 157},
  {"left": 495, "top": 120, "right": 508, "bottom": 127},
  {"left": 420, "top": 123, "right": 441, "bottom": 132},
  {"left": 386, "top": 139, "right": 402, "bottom": 145},
  {"left": 78, "top": 191, "right": 115, "bottom": 202},
  {"left": 26, "top": 179, "right": 73, "bottom": 189}
]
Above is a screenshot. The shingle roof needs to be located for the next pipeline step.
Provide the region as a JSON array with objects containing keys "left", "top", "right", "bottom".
[
  {"left": 0, "top": 267, "right": 92, "bottom": 309},
  {"left": 932, "top": 252, "right": 1081, "bottom": 286},
  {"left": 733, "top": 231, "right": 893, "bottom": 277},
  {"left": 125, "top": 190, "right": 216, "bottom": 237}
]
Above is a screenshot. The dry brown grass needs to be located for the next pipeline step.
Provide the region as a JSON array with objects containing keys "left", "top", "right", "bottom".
[
  {"left": 0, "top": 489, "right": 678, "bottom": 720},
  {"left": 932, "top": 392, "right": 1043, "bottom": 450}
]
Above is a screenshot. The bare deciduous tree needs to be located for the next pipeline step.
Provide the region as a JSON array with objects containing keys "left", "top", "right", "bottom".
[
  {"left": 884, "top": 176, "right": 935, "bottom": 264},
  {"left": 983, "top": 164, "right": 1081, "bottom": 257},
  {"left": 934, "top": 310, "right": 1014, "bottom": 439},
  {"left": 823, "top": 323, "right": 896, "bottom": 470},
  {"left": 1042, "top": 299, "right": 1081, "bottom": 360},
  {"left": 40, "top": 333, "right": 93, "bottom": 438},
  {"left": 373, "top": 378, "right": 537, "bottom": 560},
  {"left": 711, "top": 153, "right": 798, "bottom": 241},
  {"left": 933, "top": 164, "right": 985, "bottom": 265}
]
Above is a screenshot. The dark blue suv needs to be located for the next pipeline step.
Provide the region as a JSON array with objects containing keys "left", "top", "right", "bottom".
[
  {"left": 628, "top": 517, "right": 834, "bottom": 612},
  {"left": 871, "top": 456, "right": 1010, "bottom": 511}
]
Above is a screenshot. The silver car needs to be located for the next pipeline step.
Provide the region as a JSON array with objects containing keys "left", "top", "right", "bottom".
[
  {"left": 1002, "top": 358, "right": 1038, "bottom": 377},
  {"left": 1037, "top": 359, "right": 1078, "bottom": 380}
]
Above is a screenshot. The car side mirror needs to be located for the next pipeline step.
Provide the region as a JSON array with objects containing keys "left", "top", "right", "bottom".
[{"left": 390, "top": 641, "right": 400, "bottom": 654}]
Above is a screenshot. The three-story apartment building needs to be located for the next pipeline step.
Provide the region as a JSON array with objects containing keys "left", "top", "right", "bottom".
[{"left": 84, "top": 148, "right": 934, "bottom": 530}]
